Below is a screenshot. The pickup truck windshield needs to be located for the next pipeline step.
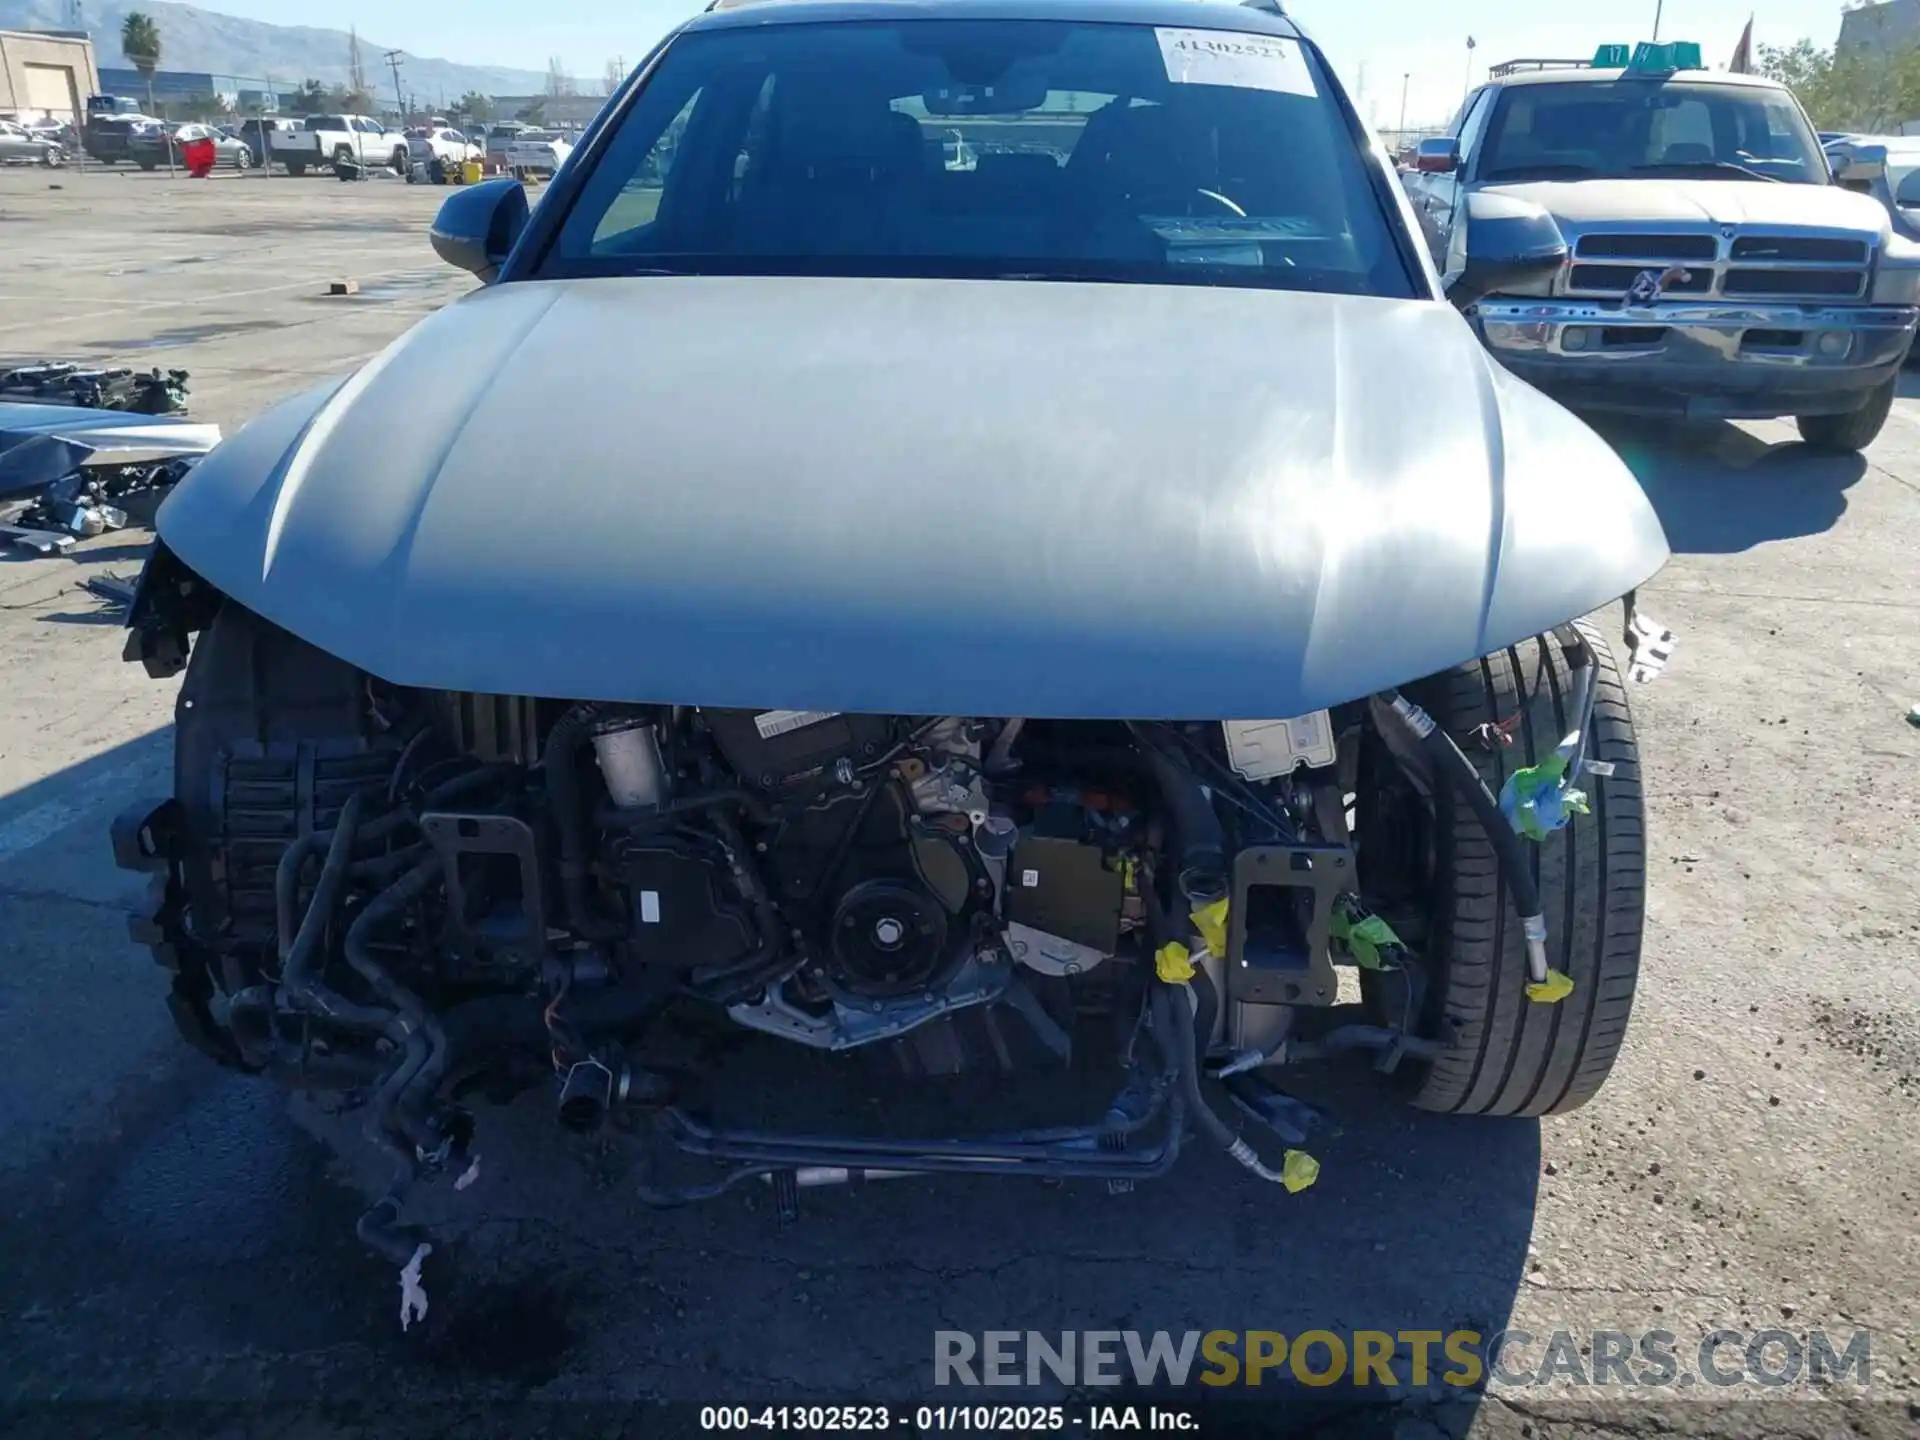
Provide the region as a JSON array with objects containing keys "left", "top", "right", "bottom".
[
  {"left": 1479, "top": 81, "right": 1825, "bottom": 184},
  {"left": 547, "top": 19, "right": 1413, "bottom": 296}
]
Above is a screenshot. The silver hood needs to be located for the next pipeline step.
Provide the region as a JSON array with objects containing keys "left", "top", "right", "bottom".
[
  {"left": 1489, "top": 178, "right": 1891, "bottom": 237},
  {"left": 157, "top": 275, "right": 1669, "bottom": 720}
]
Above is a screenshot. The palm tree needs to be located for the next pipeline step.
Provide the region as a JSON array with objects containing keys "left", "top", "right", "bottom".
[
  {"left": 120, "top": 12, "right": 163, "bottom": 118},
  {"left": 120, "top": 13, "right": 170, "bottom": 174}
]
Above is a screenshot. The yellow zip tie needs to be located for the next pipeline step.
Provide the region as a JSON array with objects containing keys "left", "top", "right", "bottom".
[{"left": 1526, "top": 969, "right": 1575, "bottom": 1004}]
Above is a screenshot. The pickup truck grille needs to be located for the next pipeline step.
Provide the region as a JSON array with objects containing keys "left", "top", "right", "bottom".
[{"left": 1566, "top": 230, "right": 1873, "bottom": 303}]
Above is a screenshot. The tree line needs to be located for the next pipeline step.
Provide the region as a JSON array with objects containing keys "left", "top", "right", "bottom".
[{"left": 1761, "top": 37, "right": 1920, "bottom": 133}]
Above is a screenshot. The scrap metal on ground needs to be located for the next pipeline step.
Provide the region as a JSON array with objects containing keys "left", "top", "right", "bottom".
[
  {"left": 0, "top": 401, "right": 221, "bottom": 557},
  {"left": 0, "top": 364, "right": 190, "bottom": 417}
]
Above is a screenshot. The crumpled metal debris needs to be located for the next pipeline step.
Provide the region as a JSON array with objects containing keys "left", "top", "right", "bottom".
[
  {"left": 0, "top": 401, "right": 220, "bottom": 558},
  {"left": 0, "top": 363, "right": 189, "bottom": 416},
  {"left": 83, "top": 574, "right": 139, "bottom": 611}
]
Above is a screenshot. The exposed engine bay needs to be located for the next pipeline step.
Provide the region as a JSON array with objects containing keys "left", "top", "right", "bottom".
[{"left": 115, "top": 586, "right": 1617, "bottom": 1272}]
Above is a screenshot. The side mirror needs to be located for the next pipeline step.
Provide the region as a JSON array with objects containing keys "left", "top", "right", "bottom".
[
  {"left": 1414, "top": 137, "right": 1461, "bottom": 174},
  {"left": 1834, "top": 142, "right": 1888, "bottom": 183},
  {"left": 1446, "top": 191, "right": 1567, "bottom": 309},
  {"left": 1894, "top": 169, "right": 1920, "bottom": 208},
  {"left": 430, "top": 177, "right": 529, "bottom": 282}
]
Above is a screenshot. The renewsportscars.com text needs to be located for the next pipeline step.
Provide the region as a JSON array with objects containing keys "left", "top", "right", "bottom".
[{"left": 932, "top": 1328, "right": 1873, "bottom": 1391}]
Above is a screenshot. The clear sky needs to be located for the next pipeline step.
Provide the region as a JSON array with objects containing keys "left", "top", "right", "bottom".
[{"left": 212, "top": 0, "right": 1855, "bottom": 127}]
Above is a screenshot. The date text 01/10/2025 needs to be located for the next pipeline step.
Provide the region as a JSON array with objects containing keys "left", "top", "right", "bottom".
[{"left": 698, "top": 1405, "right": 1200, "bottom": 1431}]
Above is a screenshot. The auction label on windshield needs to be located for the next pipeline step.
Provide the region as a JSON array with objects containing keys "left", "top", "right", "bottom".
[{"left": 1156, "top": 29, "right": 1316, "bottom": 97}]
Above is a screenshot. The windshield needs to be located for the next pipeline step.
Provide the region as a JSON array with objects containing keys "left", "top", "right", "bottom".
[
  {"left": 546, "top": 19, "right": 1413, "bottom": 296},
  {"left": 1478, "top": 80, "right": 1825, "bottom": 184}
]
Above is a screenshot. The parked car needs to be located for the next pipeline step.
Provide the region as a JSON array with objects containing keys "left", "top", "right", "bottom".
[
  {"left": 82, "top": 109, "right": 161, "bottom": 165},
  {"left": 130, "top": 122, "right": 255, "bottom": 171},
  {"left": 270, "top": 114, "right": 408, "bottom": 175},
  {"left": 0, "top": 118, "right": 64, "bottom": 166},
  {"left": 505, "top": 128, "right": 573, "bottom": 176},
  {"left": 118, "top": 0, "right": 1674, "bottom": 1288},
  {"left": 1823, "top": 135, "right": 1920, "bottom": 246},
  {"left": 1402, "top": 43, "right": 1920, "bottom": 451},
  {"left": 480, "top": 121, "right": 534, "bottom": 162},
  {"left": 237, "top": 116, "right": 301, "bottom": 168},
  {"left": 406, "top": 126, "right": 482, "bottom": 168}
]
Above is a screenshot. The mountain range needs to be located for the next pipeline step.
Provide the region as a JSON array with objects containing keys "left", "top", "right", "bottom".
[{"left": 0, "top": 0, "right": 554, "bottom": 98}]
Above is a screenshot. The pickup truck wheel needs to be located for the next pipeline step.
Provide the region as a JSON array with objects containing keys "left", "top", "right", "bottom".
[
  {"left": 1796, "top": 377, "right": 1896, "bottom": 453},
  {"left": 1362, "top": 619, "right": 1646, "bottom": 1117},
  {"left": 332, "top": 145, "right": 353, "bottom": 166},
  {"left": 284, "top": 160, "right": 306, "bottom": 177},
  {"left": 137, "top": 158, "right": 156, "bottom": 171}
]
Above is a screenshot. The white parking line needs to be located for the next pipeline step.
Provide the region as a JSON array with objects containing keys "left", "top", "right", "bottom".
[{"left": 0, "top": 756, "right": 166, "bottom": 867}]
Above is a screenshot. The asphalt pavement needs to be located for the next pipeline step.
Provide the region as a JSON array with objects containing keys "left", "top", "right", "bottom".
[{"left": 0, "top": 169, "right": 1915, "bottom": 1440}]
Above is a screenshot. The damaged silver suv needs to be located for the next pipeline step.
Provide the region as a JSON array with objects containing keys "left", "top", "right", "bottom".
[{"left": 114, "top": 0, "right": 1672, "bottom": 1293}]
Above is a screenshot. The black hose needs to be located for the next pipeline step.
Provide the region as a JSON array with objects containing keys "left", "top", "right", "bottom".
[
  {"left": 275, "top": 767, "right": 503, "bottom": 961},
  {"left": 1375, "top": 690, "right": 1550, "bottom": 982},
  {"left": 558, "top": 973, "right": 676, "bottom": 1038},
  {"left": 342, "top": 856, "right": 450, "bottom": 1153},
  {"left": 1189, "top": 959, "right": 1221, "bottom": 1062},
  {"left": 1385, "top": 693, "right": 1542, "bottom": 922},
  {"left": 543, "top": 703, "right": 624, "bottom": 938},
  {"left": 274, "top": 832, "right": 320, "bottom": 966},
  {"left": 355, "top": 763, "right": 512, "bottom": 855},
  {"left": 355, "top": 1192, "right": 424, "bottom": 1268},
  {"left": 1157, "top": 980, "right": 1241, "bottom": 1152},
  {"left": 1128, "top": 724, "right": 1227, "bottom": 900},
  {"left": 280, "top": 793, "right": 394, "bottom": 1032}
]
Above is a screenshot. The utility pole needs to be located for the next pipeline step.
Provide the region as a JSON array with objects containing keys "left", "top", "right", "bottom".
[
  {"left": 384, "top": 49, "right": 405, "bottom": 123},
  {"left": 1653, "top": 1, "right": 1664, "bottom": 42},
  {"left": 1354, "top": 60, "right": 1367, "bottom": 120},
  {"left": 1398, "top": 72, "right": 1409, "bottom": 135},
  {"left": 1463, "top": 36, "right": 1477, "bottom": 102}
]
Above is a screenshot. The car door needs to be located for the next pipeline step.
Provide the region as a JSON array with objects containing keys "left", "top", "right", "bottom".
[
  {"left": 1422, "top": 86, "right": 1498, "bottom": 264},
  {"left": 0, "top": 122, "right": 31, "bottom": 161}
]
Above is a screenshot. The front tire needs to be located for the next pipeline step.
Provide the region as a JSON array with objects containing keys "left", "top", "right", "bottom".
[
  {"left": 234, "top": 147, "right": 252, "bottom": 170},
  {"left": 42, "top": 145, "right": 63, "bottom": 168},
  {"left": 1796, "top": 376, "right": 1895, "bottom": 452},
  {"left": 1399, "top": 619, "right": 1646, "bottom": 1117}
]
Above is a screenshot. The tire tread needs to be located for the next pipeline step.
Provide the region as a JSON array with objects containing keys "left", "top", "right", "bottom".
[{"left": 1411, "top": 618, "right": 1645, "bottom": 1117}]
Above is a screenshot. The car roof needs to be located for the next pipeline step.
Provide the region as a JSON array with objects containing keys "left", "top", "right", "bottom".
[
  {"left": 1493, "top": 67, "right": 1787, "bottom": 92},
  {"left": 688, "top": 0, "right": 1301, "bottom": 39}
]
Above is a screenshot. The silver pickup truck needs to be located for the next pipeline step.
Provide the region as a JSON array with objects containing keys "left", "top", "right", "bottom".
[{"left": 1403, "top": 42, "right": 1920, "bottom": 451}]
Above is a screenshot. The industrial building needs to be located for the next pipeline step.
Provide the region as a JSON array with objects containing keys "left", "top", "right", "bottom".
[
  {"left": 1838, "top": 0, "right": 1920, "bottom": 54},
  {"left": 0, "top": 29, "right": 98, "bottom": 127},
  {"left": 95, "top": 66, "right": 283, "bottom": 110}
]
